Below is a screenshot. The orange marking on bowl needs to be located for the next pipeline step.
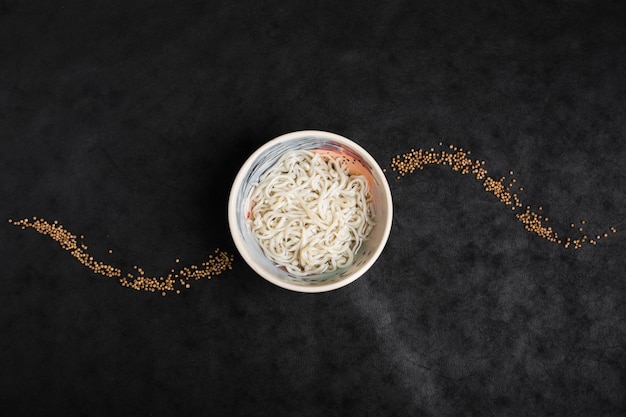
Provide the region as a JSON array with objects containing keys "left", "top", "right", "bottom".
[{"left": 312, "top": 148, "right": 376, "bottom": 188}]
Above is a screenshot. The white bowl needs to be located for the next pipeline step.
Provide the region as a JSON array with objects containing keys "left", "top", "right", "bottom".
[{"left": 228, "top": 130, "right": 393, "bottom": 292}]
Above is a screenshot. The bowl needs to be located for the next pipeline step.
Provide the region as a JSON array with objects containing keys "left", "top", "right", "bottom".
[{"left": 228, "top": 130, "right": 393, "bottom": 292}]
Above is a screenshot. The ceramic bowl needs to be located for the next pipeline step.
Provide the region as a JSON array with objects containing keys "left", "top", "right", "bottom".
[{"left": 228, "top": 130, "right": 392, "bottom": 292}]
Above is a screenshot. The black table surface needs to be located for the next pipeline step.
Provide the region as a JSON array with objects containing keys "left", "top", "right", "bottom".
[{"left": 2, "top": 1, "right": 625, "bottom": 416}]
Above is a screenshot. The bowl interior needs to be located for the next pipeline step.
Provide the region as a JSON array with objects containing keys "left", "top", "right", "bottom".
[{"left": 230, "top": 132, "right": 392, "bottom": 292}]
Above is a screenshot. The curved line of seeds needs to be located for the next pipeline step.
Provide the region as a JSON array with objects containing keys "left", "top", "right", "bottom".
[
  {"left": 389, "top": 143, "right": 617, "bottom": 249},
  {"left": 8, "top": 217, "right": 234, "bottom": 295}
]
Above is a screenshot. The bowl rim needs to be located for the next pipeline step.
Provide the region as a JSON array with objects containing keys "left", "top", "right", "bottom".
[{"left": 228, "top": 130, "right": 393, "bottom": 293}]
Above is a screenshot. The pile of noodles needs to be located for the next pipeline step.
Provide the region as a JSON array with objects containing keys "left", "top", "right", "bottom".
[{"left": 248, "top": 150, "right": 375, "bottom": 276}]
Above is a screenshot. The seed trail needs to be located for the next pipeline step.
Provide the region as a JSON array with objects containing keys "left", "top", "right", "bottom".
[
  {"left": 390, "top": 144, "right": 616, "bottom": 249},
  {"left": 8, "top": 217, "right": 234, "bottom": 295}
]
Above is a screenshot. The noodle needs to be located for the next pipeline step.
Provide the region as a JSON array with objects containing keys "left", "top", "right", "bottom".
[{"left": 248, "top": 150, "right": 375, "bottom": 276}]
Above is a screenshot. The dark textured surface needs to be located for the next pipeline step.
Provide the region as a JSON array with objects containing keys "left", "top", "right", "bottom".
[{"left": 1, "top": 0, "right": 625, "bottom": 415}]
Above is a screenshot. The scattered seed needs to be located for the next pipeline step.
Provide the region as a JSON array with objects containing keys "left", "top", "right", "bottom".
[
  {"left": 389, "top": 144, "right": 616, "bottom": 249},
  {"left": 9, "top": 217, "right": 233, "bottom": 295}
]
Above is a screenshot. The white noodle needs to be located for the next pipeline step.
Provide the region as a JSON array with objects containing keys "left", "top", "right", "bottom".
[{"left": 248, "top": 150, "right": 375, "bottom": 276}]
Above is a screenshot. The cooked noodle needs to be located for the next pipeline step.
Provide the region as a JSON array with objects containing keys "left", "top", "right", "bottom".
[{"left": 248, "top": 150, "right": 375, "bottom": 276}]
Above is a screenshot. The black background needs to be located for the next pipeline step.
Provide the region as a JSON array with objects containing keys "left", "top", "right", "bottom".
[{"left": 1, "top": 0, "right": 625, "bottom": 416}]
